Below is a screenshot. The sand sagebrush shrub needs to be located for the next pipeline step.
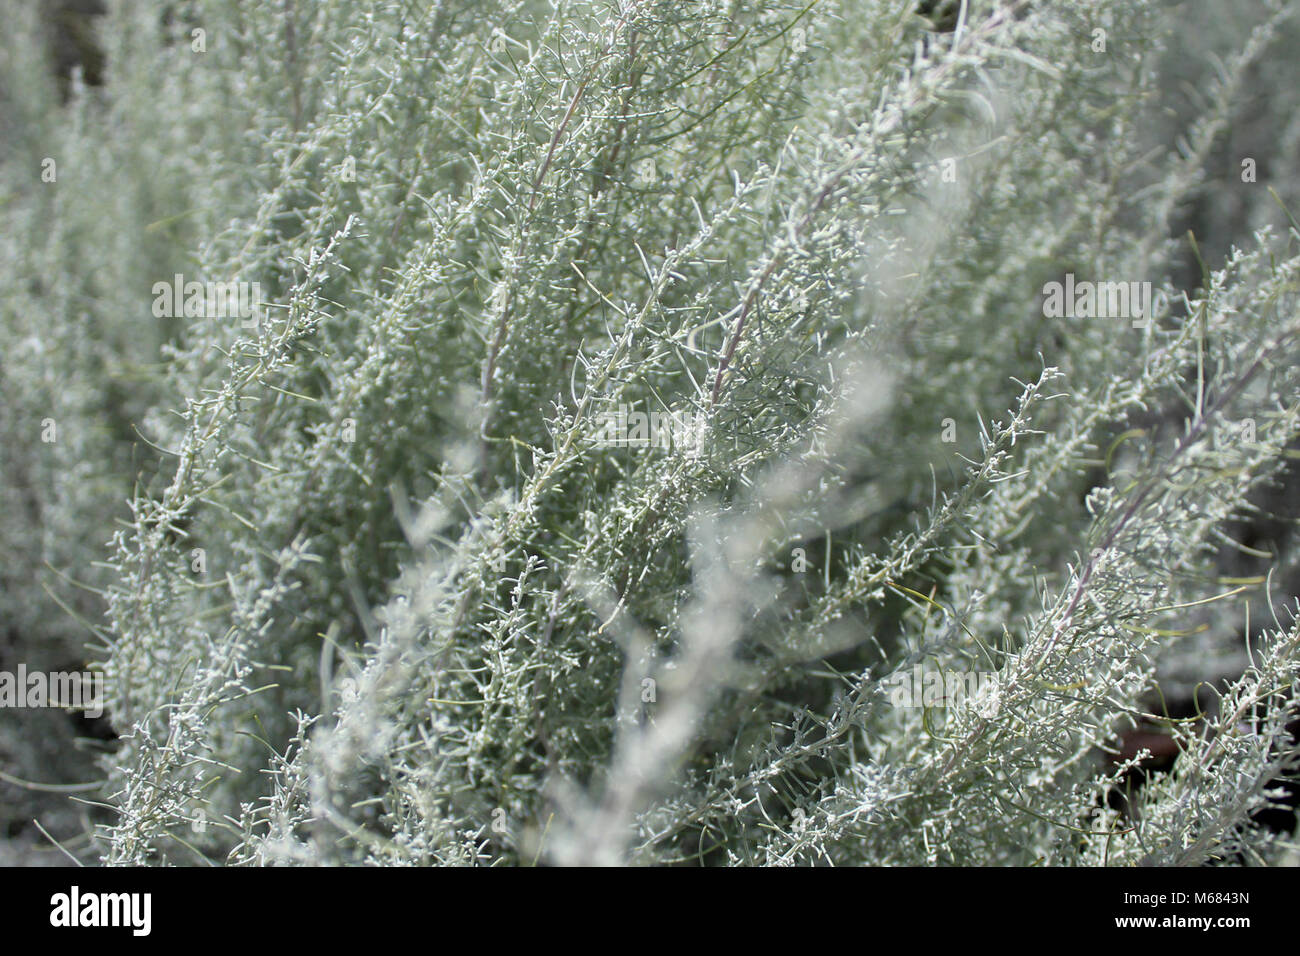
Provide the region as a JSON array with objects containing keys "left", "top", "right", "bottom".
[{"left": 2, "top": 0, "right": 1299, "bottom": 865}]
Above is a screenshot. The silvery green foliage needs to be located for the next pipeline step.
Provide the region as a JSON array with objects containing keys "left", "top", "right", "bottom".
[{"left": 2, "top": 0, "right": 1299, "bottom": 865}]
